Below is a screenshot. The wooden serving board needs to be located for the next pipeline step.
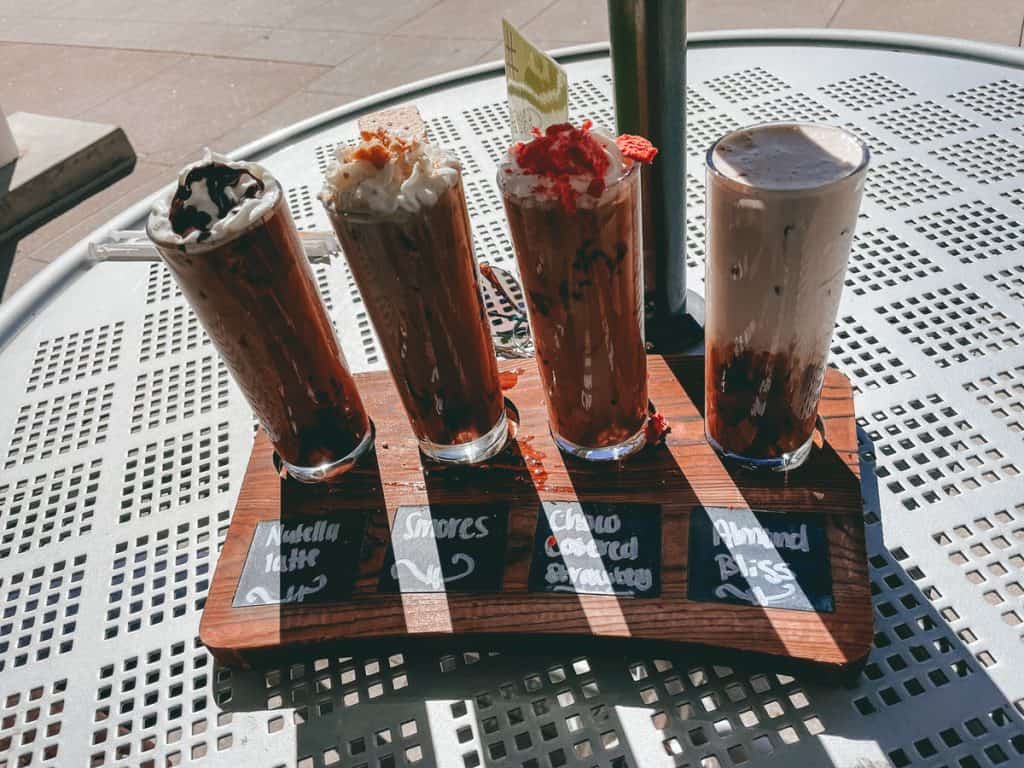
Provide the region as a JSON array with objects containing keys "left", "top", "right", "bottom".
[{"left": 200, "top": 355, "right": 872, "bottom": 674}]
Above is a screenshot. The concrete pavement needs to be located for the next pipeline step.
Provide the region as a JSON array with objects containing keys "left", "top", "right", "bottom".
[{"left": 3, "top": 0, "right": 1024, "bottom": 298}]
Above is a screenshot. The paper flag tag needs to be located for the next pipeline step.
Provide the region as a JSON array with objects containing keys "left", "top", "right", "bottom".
[{"left": 502, "top": 19, "right": 568, "bottom": 142}]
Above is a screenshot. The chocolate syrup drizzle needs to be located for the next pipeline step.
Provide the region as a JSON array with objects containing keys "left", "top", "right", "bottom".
[{"left": 169, "top": 162, "right": 265, "bottom": 241}]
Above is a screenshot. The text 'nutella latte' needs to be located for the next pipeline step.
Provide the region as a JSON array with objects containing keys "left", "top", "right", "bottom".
[{"left": 704, "top": 123, "right": 869, "bottom": 471}]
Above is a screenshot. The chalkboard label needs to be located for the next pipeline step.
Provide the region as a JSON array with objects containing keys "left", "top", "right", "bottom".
[
  {"left": 688, "top": 506, "right": 833, "bottom": 612},
  {"left": 379, "top": 505, "right": 509, "bottom": 593},
  {"left": 233, "top": 516, "right": 366, "bottom": 607},
  {"left": 529, "top": 501, "right": 661, "bottom": 598}
]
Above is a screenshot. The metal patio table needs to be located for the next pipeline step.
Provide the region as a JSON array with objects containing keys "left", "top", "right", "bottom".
[{"left": 2, "top": 29, "right": 1024, "bottom": 768}]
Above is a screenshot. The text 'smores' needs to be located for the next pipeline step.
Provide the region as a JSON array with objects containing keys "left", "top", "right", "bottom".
[{"left": 379, "top": 505, "right": 509, "bottom": 593}]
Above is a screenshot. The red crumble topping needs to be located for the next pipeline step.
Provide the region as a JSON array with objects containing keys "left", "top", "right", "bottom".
[
  {"left": 645, "top": 411, "right": 671, "bottom": 445},
  {"left": 511, "top": 120, "right": 657, "bottom": 213},
  {"left": 512, "top": 120, "right": 609, "bottom": 214},
  {"left": 616, "top": 134, "right": 658, "bottom": 163}
]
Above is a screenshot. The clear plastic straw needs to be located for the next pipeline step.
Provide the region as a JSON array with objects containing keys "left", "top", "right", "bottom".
[
  {"left": 88, "top": 230, "right": 342, "bottom": 264},
  {"left": 88, "top": 231, "right": 533, "bottom": 359}
]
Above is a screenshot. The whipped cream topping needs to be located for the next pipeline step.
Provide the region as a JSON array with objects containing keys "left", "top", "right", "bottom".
[
  {"left": 498, "top": 126, "right": 630, "bottom": 210},
  {"left": 148, "top": 149, "right": 280, "bottom": 248},
  {"left": 320, "top": 131, "right": 460, "bottom": 216}
]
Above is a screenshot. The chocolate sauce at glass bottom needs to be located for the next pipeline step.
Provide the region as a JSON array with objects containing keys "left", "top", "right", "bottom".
[
  {"left": 156, "top": 197, "right": 370, "bottom": 468},
  {"left": 705, "top": 344, "right": 824, "bottom": 459},
  {"left": 502, "top": 171, "right": 647, "bottom": 448},
  {"left": 328, "top": 182, "right": 503, "bottom": 446}
]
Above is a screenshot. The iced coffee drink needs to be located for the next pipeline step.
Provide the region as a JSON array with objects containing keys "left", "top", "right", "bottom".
[
  {"left": 147, "top": 151, "right": 373, "bottom": 482},
  {"left": 498, "top": 122, "right": 658, "bottom": 461},
  {"left": 705, "top": 123, "right": 869, "bottom": 471},
  {"left": 321, "top": 129, "right": 506, "bottom": 464}
]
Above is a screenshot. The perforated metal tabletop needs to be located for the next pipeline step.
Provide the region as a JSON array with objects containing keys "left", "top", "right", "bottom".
[{"left": 2, "top": 30, "right": 1024, "bottom": 768}]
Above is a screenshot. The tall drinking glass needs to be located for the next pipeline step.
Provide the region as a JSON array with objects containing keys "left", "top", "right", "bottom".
[
  {"left": 323, "top": 162, "right": 507, "bottom": 465},
  {"left": 499, "top": 146, "right": 648, "bottom": 461},
  {"left": 704, "top": 122, "right": 869, "bottom": 471},
  {"left": 147, "top": 155, "right": 373, "bottom": 483}
]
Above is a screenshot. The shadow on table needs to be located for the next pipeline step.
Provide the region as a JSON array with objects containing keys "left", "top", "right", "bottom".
[
  {"left": 617, "top": 426, "right": 1024, "bottom": 767},
  {"left": 207, "top": 433, "right": 1024, "bottom": 768},
  {"left": 419, "top": 428, "right": 544, "bottom": 599},
  {"left": 558, "top": 439, "right": 696, "bottom": 636},
  {"left": 777, "top": 426, "right": 1024, "bottom": 765},
  {"left": 276, "top": 444, "right": 388, "bottom": 605}
]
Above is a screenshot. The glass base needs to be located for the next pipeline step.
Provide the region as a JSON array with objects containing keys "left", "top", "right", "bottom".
[
  {"left": 706, "top": 431, "right": 813, "bottom": 472},
  {"left": 553, "top": 420, "right": 648, "bottom": 462},
  {"left": 419, "top": 410, "right": 509, "bottom": 465},
  {"left": 281, "top": 421, "right": 376, "bottom": 483}
]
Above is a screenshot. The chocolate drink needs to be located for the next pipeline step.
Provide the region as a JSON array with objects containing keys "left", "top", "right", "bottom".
[
  {"left": 499, "top": 123, "right": 653, "bottom": 461},
  {"left": 147, "top": 153, "right": 373, "bottom": 482},
  {"left": 321, "top": 130, "right": 506, "bottom": 464},
  {"left": 705, "top": 123, "right": 869, "bottom": 470},
  {"left": 327, "top": 183, "right": 505, "bottom": 456}
]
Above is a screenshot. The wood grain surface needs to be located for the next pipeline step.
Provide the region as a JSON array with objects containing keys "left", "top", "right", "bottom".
[{"left": 200, "top": 354, "right": 872, "bottom": 670}]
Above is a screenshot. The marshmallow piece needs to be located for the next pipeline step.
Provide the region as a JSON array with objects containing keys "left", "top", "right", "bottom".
[{"left": 358, "top": 105, "right": 426, "bottom": 141}]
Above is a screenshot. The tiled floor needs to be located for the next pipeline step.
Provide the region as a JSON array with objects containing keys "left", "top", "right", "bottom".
[{"left": 3, "top": 0, "right": 1024, "bottom": 298}]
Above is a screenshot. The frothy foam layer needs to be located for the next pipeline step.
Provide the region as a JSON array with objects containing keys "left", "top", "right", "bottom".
[
  {"left": 319, "top": 130, "right": 460, "bottom": 216},
  {"left": 498, "top": 123, "right": 630, "bottom": 213},
  {"left": 148, "top": 150, "right": 280, "bottom": 248},
  {"left": 711, "top": 123, "right": 867, "bottom": 191}
]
